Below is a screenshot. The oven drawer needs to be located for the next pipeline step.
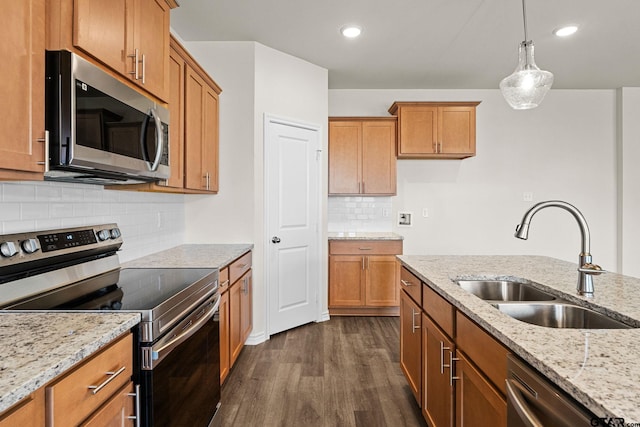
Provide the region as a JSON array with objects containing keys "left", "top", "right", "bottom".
[
  {"left": 45, "top": 333, "right": 133, "bottom": 426},
  {"left": 229, "top": 251, "right": 252, "bottom": 284}
]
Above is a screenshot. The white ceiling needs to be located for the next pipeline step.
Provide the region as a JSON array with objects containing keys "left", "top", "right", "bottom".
[{"left": 170, "top": 0, "right": 640, "bottom": 90}]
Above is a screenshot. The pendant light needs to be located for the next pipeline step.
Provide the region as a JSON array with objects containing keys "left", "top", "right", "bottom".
[{"left": 500, "top": 0, "right": 554, "bottom": 110}]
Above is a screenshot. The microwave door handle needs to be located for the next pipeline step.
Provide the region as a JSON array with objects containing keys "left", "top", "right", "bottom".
[{"left": 149, "top": 107, "right": 163, "bottom": 172}]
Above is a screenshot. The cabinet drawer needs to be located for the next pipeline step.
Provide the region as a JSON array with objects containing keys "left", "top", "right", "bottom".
[
  {"left": 0, "top": 388, "right": 44, "bottom": 426},
  {"left": 456, "top": 312, "right": 509, "bottom": 395},
  {"left": 329, "top": 240, "right": 402, "bottom": 255},
  {"left": 45, "top": 333, "right": 133, "bottom": 426},
  {"left": 400, "top": 266, "right": 422, "bottom": 304},
  {"left": 229, "top": 251, "right": 252, "bottom": 284},
  {"left": 422, "top": 284, "right": 455, "bottom": 338},
  {"left": 219, "top": 266, "right": 229, "bottom": 293}
]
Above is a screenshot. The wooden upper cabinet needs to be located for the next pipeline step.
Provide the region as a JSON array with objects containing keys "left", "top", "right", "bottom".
[
  {"left": 49, "top": 0, "right": 174, "bottom": 102},
  {"left": 0, "top": 0, "right": 46, "bottom": 180},
  {"left": 165, "top": 44, "right": 185, "bottom": 188},
  {"left": 388, "top": 102, "right": 480, "bottom": 159},
  {"left": 329, "top": 118, "right": 396, "bottom": 195},
  {"left": 184, "top": 66, "right": 219, "bottom": 192}
]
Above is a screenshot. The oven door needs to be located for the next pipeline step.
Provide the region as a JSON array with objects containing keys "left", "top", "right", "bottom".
[{"left": 140, "top": 293, "right": 221, "bottom": 427}]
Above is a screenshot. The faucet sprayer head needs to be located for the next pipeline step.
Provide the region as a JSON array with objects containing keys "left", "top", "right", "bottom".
[{"left": 515, "top": 223, "right": 529, "bottom": 240}]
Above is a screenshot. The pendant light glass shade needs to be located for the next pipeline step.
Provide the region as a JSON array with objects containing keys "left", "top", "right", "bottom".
[{"left": 500, "top": 41, "right": 554, "bottom": 110}]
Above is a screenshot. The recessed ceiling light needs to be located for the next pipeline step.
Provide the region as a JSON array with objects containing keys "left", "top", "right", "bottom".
[
  {"left": 553, "top": 25, "right": 578, "bottom": 37},
  {"left": 340, "top": 25, "right": 362, "bottom": 38}
]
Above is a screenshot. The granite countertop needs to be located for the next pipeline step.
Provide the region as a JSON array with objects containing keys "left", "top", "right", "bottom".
[
  {"left": 328, "top": 232, "right": 403, "bottom": 240},
  {"left": 0, "top": 312, "right": 140, "bottom": 413},
  {"left": 398, "top": 255, "right": 640, "bottom": 423},
  {"left": 122, "top": 243, "right": 253, "bottom": 269}
]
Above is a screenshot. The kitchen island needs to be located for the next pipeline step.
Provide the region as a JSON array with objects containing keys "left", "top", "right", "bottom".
[
  {"left": 0, "top": 312, "right": 139, "bottom": 413},
  {"left": 399, "top": 255, "right": 640, "bottom": 423}
]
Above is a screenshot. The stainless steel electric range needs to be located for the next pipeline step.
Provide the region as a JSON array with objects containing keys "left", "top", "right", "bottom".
[{"left": 0, "top": 224, "right": 221, "bottom": 427}]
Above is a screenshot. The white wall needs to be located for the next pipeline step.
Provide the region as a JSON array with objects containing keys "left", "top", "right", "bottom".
[
  {"left": 330, "top": 89, "right": 619, "bottom": 271},
  {"left": 182, "top": 41, "right": 329, "bottom": 343},
  {"left": 0, "top": 181, "right": 185, "bottom": 262},
  {"left": 618, "top": 87, "right": 640, "bottom": 277}
]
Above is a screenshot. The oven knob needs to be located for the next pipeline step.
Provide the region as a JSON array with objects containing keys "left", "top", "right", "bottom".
[
  {"left": 110, "top": 228, "right": 121, "bottom": 239},
  {"left": 21, "top": 238, "right": 39, "bottom": 254},
  {"left": 111, "top": 301, "right": 123, "bottom": 310},
  {"left": 97, "top": 230, "right": 111, "bottom": 241},
  {"left": 0, "top": 242, "right": 18, "bottom": 258}
]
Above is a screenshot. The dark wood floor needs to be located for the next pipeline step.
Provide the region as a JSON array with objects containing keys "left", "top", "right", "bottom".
[{"left": 218, "top": 316, "right": 427, "bottom": 427}]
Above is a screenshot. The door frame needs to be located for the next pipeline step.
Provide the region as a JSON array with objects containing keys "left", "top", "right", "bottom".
[{"left": 263, "top": 114, "right": 324, "bottom": 338}]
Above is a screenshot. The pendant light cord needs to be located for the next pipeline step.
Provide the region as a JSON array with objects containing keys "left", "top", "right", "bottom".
[{"left": 522, "top": 0, "right": 529, "bottom": 42}]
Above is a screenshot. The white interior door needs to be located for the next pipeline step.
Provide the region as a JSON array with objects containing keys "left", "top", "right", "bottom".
[{"left": 265, "top": 116, "right": 321, "bottom": 336}]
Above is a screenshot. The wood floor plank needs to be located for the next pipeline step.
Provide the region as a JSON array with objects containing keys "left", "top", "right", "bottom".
[{"left": 219, "top": 317, "right": 427, "bottom": 427}]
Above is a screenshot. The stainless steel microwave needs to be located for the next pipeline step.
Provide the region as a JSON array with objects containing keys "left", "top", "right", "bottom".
[{"left": 45, "top": 50, "right": 170, "bottom": 185}]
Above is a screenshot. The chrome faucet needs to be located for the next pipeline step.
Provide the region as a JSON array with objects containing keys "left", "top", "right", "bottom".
[{"left": 515, "top": 200, "right": 603, "bottom": 298}]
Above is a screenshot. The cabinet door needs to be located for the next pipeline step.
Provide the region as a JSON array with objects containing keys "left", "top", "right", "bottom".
[
  {"left": 0, "top": 0, "right": 45, "bottom": 178},
  {"left": 229, "top": 280, "right": 243, "bottom": 366},
  {"left": 455, "top": 352, "right": 507, "bottom": 427},
  {"left": 80, "top": 382, "right": 135, "bottom": 427},
  {"left": 240, "top": 270, "right": 253, "bottom": 343},
  {"left": 132, "top": 0, "right": 170, "bottom": 101},
  {"left": 0, "top": 389, "right": 44, "bottom": 426},
  {"left": 219, "top": 290, "right": 230, "bottom": 384},
  {"left": 165, "top": 44, "right": 185, "bottom": 188},
  {"left": 400, "top": 290, "right": 422, "bottom": 405},
  {"left": 184, "top": 66, "right": 218, "bottom": 192},
  {"left": 329, "top": 255, "right": 365, "bottom": 307},
  {"left": 72, "top": 0, "right": 127, "bottom": 74},
  {"left": 202, "top": 84, "right": 219, "bottom": 192},
  {"left": 423, "top": 314, "right": 455, "bottom": 427},
  {"left": 328, "top": 121, "right": 361, "bottom": 194},
  {"left": 397, "top": 105, "right": 437, "bottom": 156},
  {"left": 361, "top": 120, "right": 396, "bottom": 195},
  {"left": 365, "top": 255, "right": 399, "bottom": 306},
  {"left": 439, "top": 106, "right": 476, "bottom": 155}
]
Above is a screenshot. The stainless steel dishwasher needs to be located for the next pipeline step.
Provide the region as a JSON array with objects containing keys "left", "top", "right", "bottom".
[{"left": 506, "top": 355, "right": 598, "bottom": 427}]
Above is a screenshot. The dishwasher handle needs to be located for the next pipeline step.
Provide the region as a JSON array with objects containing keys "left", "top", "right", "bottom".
[{"left": 506, "top": 378, "right": 544, "bottom": 427}]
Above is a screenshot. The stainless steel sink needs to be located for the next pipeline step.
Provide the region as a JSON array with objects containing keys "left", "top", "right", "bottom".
[
  {"left": 455, "top": 280, "right": 557, "bottom": 302},
  {"left": 493, "top": 303, "right": 632, "bottom": 329}
]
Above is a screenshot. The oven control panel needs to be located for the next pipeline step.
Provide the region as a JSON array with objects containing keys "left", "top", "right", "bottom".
[{"left": 0, "top": 224, "right": 123, "bottom": 268}]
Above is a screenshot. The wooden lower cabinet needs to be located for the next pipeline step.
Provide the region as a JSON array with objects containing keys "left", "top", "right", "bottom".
[
  {"left": 422, "top": 313, "right": 455, "bottom": 427},
  {"left": 0, "top": 389, "right": 44, "bottom": 426},
  {"left": 455, "top": 352, "right": 507, "bottom": 427},
  {"left": 399, "top": 266, "right": 508, "bottom": 426},
  {"left": 329, "top": 240, "right": 403, "bottom": 316},
  {"left": 80, "top": 382, "right": 135, "bottom": 427},
  {"left": 222, "top": 251, "right": 253, "bottom": 379},
  {"left": 400, "top": 290, "right": 422, "bottom": 405},
  {"left": 219, "top": 289, "right": 230, "bottom": 384}
]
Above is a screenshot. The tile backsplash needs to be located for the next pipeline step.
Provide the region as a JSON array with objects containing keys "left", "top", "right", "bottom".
[
  {"left": 0, "top": 181, "right": 185, "bottom": 262},
  {"left": 328, "top": 196, "right": 393, "bottom": 232}
]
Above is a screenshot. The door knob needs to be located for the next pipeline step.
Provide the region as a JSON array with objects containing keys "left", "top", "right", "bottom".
[{"left": 272, "top": 236, "right": 281, "bottom": 244}]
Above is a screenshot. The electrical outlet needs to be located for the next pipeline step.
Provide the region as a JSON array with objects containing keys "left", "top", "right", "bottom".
[
  {"left": 422, "top": 208, "right": 429, "bottom": 218},
  {"left": 398, "top": 212, "right": 413, "bottom": 227},
  {"left": 382, "top": 208, "right": 390, "bottom": 218},
  {"left": 523, "top": 192, "right": 533, "bottom": 202}
]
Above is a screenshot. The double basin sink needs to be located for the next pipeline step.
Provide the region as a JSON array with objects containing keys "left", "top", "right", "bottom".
[{"left": 455, "top": 279, "right": 632, "bottom": 329}]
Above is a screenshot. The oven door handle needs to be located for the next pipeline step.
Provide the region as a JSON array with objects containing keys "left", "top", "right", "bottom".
[{"left": 152, "top": 294, "right": 221, "bottom": 362}]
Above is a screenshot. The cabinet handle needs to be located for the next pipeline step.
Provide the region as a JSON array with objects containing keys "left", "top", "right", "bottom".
[
  {"left": 220, "top": 280, "right": 230, "bottom": 288},
  {"left": 358, "top": 247, "right": 373, "bottom": 251},
  {"left": 128, "top": 49, "right": 140, "bottom": 80},
  {"left": 141, "top": 53, "right": 146, "bottom": 84},
  {"left": 449, "top": 351, "right": 460, "bottom": 386},
  {"left": 127, "top": 384, "right": 141, "bottom": 427},
  {"left": 205, "top": 172, "right": 211, "bottom": 190},
  {"left": 400, "top": 279, "right": 414, "bottom": 287},
  {"left": 440, "top": 341, "right": 452, "bottom": 374},
  {"left": 411, "top": 308, "right": 420, "bottom": 333},
  {"left": 88, "top": 366, "right": 126, "bottom": 395},
  {"left": 36, "top": 130, "right": 50, "bottom": 172},
  {"left": 362, "top": 256, "right": 365, "bottom": 270}
]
